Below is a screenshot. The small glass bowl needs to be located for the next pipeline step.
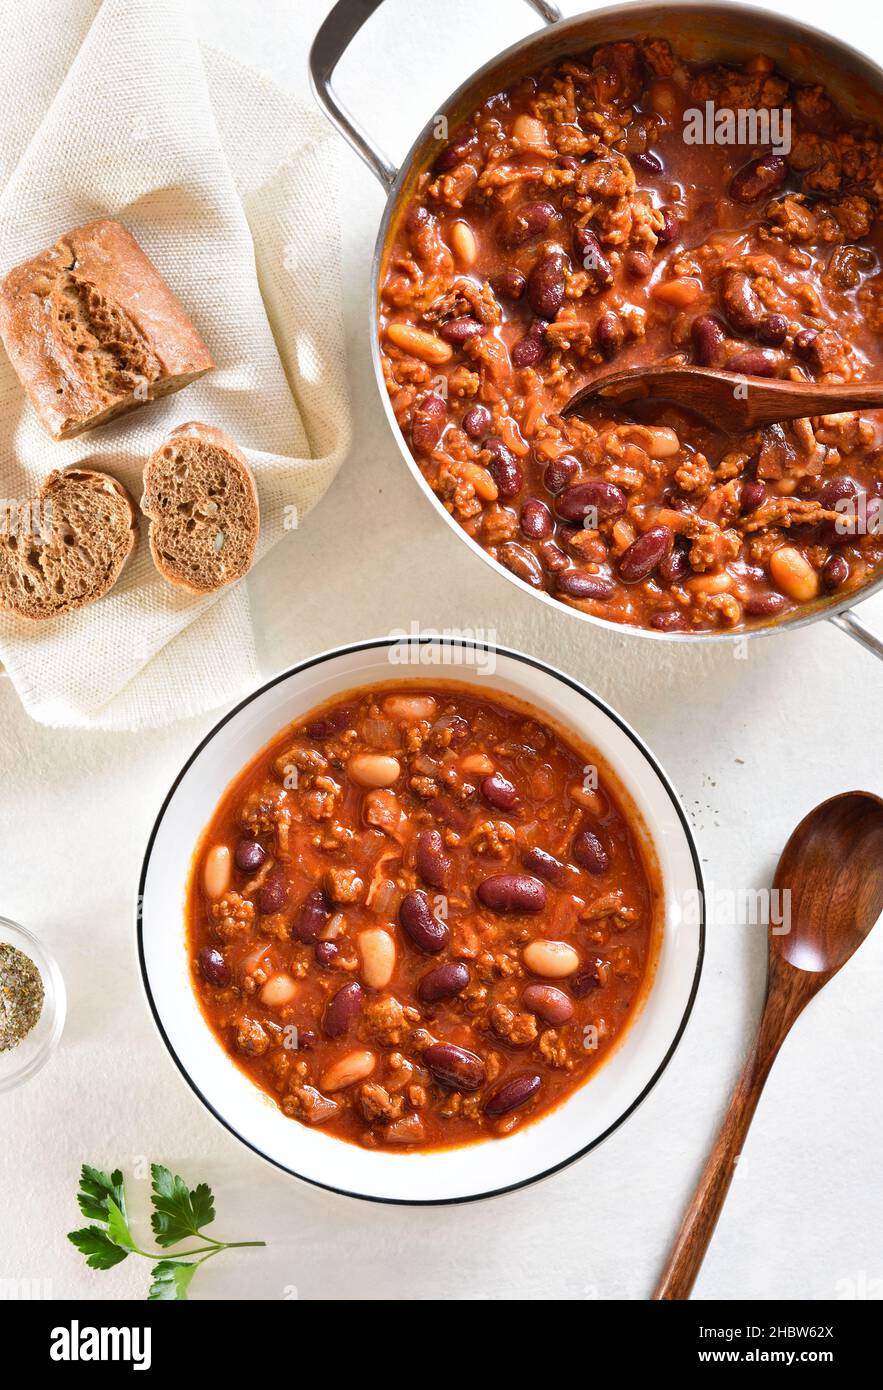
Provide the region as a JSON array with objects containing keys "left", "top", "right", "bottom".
[{"left": 0, "top": 916, "right": 66, "bottom": 1092}]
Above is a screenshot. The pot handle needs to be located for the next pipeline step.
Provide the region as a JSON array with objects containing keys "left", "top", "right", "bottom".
[
  {"left": 309, "top": 0, "right": 563, "bottom": 189},
  {"left": 828, "top": 607, "right": 883, "bottom": 660}
]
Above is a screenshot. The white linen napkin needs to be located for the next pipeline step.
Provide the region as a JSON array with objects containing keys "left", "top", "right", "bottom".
[{"left": 0, "top": 0, "right": 351, "bottom": 728}]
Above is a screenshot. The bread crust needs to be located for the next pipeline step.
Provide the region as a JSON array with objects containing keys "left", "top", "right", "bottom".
[
  {"left": 0, "top": 220, "right": 214, "bottom": 439},
  {"left": 142, "top": 421, "right": 260, "bottom": 594},
  {"left": 0, "top": 467, "right": 137, "bottom": 619}
]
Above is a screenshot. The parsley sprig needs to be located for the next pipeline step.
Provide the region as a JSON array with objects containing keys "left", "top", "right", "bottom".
[{"left": 68, "top": 1163, "right": 265, "bottom": 1300}]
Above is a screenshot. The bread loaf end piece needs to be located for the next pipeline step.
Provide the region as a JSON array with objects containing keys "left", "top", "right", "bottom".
[
  {"left": 142, "top": 422, "right": 260, "bottom": 594},
  {"left": 0, "top": 468, "right": 137, "bottom": 619},
  {"left": 0, "top": 220, "right": 213, "bottom": 439}
]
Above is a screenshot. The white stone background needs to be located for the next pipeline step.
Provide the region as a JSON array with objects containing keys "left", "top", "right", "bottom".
[{"left": 1, "top": 0, "right": 882, "bottom": 1301}]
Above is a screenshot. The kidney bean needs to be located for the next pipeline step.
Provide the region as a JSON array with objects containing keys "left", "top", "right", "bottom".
[
  {"left": 596, "top": 310, "right": 623, "bottom": 360},
  {"left": 556, "top": 570, "right": 614, "bottom": 600},
  {"left": 503, "top": 199, "right": 557, "bottom": 246},
  {"left": 411, "top": 392, "right": 447, "bottom": 454},
  {"left": 822, "top": 553, "right": 849, "bottom": 590},
  {"left": 482, "top": 772, "right": 518, "bottom": 811},
  {"left": 305, "top": 707, "right": 352, "bottom": 740},
  {"left": 198, "top": 947, "right": 229, "bottom": 987},
  {"left": 659, "top": 537, "right": 691, "bottom": 582},
  {"left": 740, "top": 480, "right": 766, "bottom": 514},
  {"left": 431, "top": 714, "right": 469, "bottom": 747},
  {"left": 314, "top": 940, "right": 339, "bottom": 968},
  {"left": 725, "top": 348, "right": 780, "bottom": 377},
  {"left": 656, "top": 209, "right": 679, "bottom": 244},
  {"left": 720, "top": 269, "right": 764, "bottom": 332},
  {"left": 619, "top": 525, "right": 674, "bottom": 582},
  {"left": 477, "top": 874, "right": 546, "bottom": 914},
  {"left": 650, "top": 609, "right": 688, "bottom": 631},
  {"left": 794, "top": 328, "right": 819, "bottom": 360},
  {"left": 522, "top": 846, "right": 570, "bottom": 884},
  {"left": 405, "top": 204, "right": 429, "bottom": 236},
  {"left": 258, "top": 872, "right": 288, "bottom": 916},
  {"left": 484, "top": 436, "right": 523, "bottom": 497},
  {"left": 631, "top": 149, "right": 663, "bottom": 175},
  {"left": 298, "top": 1029, "right": 317, "bottom": 1051},
  {"left": 571, "top": 961, "right": 604, "bottom": 997},
  {"left": 323, "top": 982, "right": 363, "bottom": 1040},
  {"left": 729, "top": 152, "right": 787, "bottom": 203},
  {"left": 556, "top": 480, "right": 627, "bottom": 523},
  {"left": 743, "top": 591, "right": 788, "bottom": 617},
  {"left": 511, "top": 319, "right": 548, "bottom": 368},
  {"left": 758, "top": 313, "right": 788, "bottom": 346},
  {"left": 528, "top": 249, "right": 567, "bottom": 318},
  {"left": 399, "top": 889, "right": 450, "bottom": 953},
  {"left": 520, "top": 497, "right": 553, "bottom": 540},
  {"left": 439, "top": 316, "right": 486, "bottom": 345},
  {"left": 624, "top": 248, "right": 653, "bottom": 279},
  {"left": 292, "top": 888, "right": 328, "bottom": 942},
  {"left": 557, "top": 154, "right": 580, "bottom": 170},
  {"left": 485, "top": 1073, "right": 541, "bottom": 1117},
  {"left": 494, "top": 267, "right": 526, "bottom": 300},
  {"left": 424, "top": 1041, "right": 485, "bottom": 1091},
  {"left": 499, "top": 541, "right": 545, "bottom": 589},
  {"left": 235, "top": 839, "right": 267, "bottom": 873},
  {"left": 433, "top": 135, "right": 474, "bottom": 173},
  {"left": 522, "top": 983, "right": 573, "bottom": 1025},
  {"left": 572, "top": 226, "right": 613, "bottom": 284},
  {"left": 462, "top": 403, "right": 492, "bottom": 439},
  {"left": 543, "top": 454, "right": 579, "bottom": 494},
  {"left": 819, "top": 476, "right": 858, "bottom": 510},
  {"left": 538, "top": 538, "right": 569, "bottom": 573},
  {"left": 573, "top": 829, "right": 609, "bottom": 875},
  {"left": 691, "top": 314, "right": 727, "bottom": 366},
  {"left": 419, "top": 961, "right": 470, "bottom": 1004},
  {"left": 415, "top": 828, "right": 451, "bottom": 890}
]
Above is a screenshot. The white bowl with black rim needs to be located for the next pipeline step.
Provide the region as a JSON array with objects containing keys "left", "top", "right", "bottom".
[{"left": 138, "top": 637, "right": 704, "bottom": 1204}]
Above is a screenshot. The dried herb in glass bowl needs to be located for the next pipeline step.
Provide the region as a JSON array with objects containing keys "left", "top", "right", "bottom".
[{"left": 0, "top": 942, "right": 44, "bottom": 1051}]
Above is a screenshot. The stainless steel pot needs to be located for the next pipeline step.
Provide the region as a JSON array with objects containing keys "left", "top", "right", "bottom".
[{"left": 310, "top": 0, "right": 883, "bottom": 658}]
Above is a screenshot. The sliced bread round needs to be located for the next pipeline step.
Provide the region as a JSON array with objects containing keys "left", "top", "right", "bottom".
[
  {"left": 141, "top": 422, "right": 260, "bottom": 594},
  {"left": 0, "top": 467, "right": 137, "bottom": 619}
]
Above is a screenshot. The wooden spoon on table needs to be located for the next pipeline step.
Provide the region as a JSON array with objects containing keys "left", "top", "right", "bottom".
[
  {"left": 654, "top": 790, "right": 883, "bottom": 1301},
  {"left": 563, "top": 365, "right": 883, "bottom": 433}
]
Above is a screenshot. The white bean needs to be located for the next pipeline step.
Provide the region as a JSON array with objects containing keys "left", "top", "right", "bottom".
[
  {"left": 203, "top": 844, "right": 231, "bottom": 900},
  {"left": 382, "top": 694, "right": 438, "bottom": 722},
  {"left": 358, "top": 928, "right": 396, "bottom": 989},
  {"left": 260, "top": 973, "right": 299, "bottom": 1007},
  {"left": 523, "top": 940, "right": 580, "bottom": 978},
  {"left": 769, "top": 545, "right": 819, "bottom": 602},
  {"left": 348, "top": 753, "right": 401, "bottom": 787},
  {"left": 321, "top": 1049, "right": 376, "bottom": 1092}
]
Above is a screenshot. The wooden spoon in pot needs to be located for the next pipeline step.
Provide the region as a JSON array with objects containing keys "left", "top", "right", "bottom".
[
  {"left": 563, "top": 365, "right": 883, "bottom": 433},
  {"left": 654, "top": 791, "right": 883, "bottom": 1301}
]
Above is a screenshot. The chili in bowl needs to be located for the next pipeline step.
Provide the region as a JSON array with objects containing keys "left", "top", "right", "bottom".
[{"left": 139, "top": 639, "right": 703, "bottom": 1203}]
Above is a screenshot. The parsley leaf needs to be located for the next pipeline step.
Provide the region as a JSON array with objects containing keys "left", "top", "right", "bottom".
[
  {"left": 76, "top": 1165, "right": 127, "bottom": 1224},
  {"left": 106, "top": 1197, "right": 138, "bottom": 1252},
  {"left": 148, "top": 1260, "right": 198, "bottom": 1301},
  {"left": 68, "top": 1225, "right": 130, "bottom": 1271},
  {"left": 150, "top": 1164, "right": 216, "bottom": 1246},
  {"left": 69, "top": 1160, "right": 263, "bottom": 1298}
]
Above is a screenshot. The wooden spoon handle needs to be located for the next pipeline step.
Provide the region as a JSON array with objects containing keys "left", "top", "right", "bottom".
[
  {"left": 748, "top": 381, "right": 883, "bottom": 427},
  {"left": 652, "top": 1013, "right": 784, "bottom": 1300}
]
